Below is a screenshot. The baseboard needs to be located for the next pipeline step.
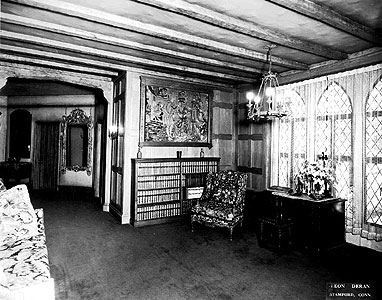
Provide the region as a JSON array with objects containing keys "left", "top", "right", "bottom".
[
  {"left": 109, "top": 203, "right": 130, "bottom": 224},
  {"left": 57, "top": 186, "right": 94, "bottom": 201}
]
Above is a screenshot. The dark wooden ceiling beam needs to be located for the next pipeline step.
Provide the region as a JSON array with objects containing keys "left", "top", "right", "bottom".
[
  {"left": 1, "top": 13, "right": 264, "bottom": 75},
  {"left": 0, "top": 44, "right": 125, "bottom": 72},
  {"left": 0, "top": 45, "right": 236, "bottom": 88},
  {"left": 6, "top": 0, "right": 308, "bottom": 70},
  {"left": 132, "top": 0, "right": 347, "bottom": 60},
  {"left": 278, "top": 48, "right": 382, "bottom": 85},
  {"left": 266, "top": 0, "right": 382, "bottom": 45},
  {"left": 0, "top": 31, "right": 255, "bottom": 82},
  {"left": 0, "top": 53, "right": 119, "bottom": 77}
]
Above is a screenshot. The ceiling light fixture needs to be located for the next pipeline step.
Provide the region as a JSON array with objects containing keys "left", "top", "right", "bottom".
[{"left": 247, "top": 44, "right": 288, "bottom": 121}]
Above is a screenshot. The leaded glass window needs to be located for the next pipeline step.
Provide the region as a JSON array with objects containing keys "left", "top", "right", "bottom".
[
  {"left": 365, "top": 79, "right": 382, "bottom": 226},
  {"left": 278, "top": 90, "right": 306, "bottom": 187},
  {"left": 316, "top": 83, "right": 352, "bottom": 202}
]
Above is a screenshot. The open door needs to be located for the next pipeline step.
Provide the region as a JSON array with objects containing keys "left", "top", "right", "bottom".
[
  {"left": 94, "top": 92, "right": 108, "bottom": 205},
  {"left": 109, "top": 72, "right": 126, "bottom": 218}
]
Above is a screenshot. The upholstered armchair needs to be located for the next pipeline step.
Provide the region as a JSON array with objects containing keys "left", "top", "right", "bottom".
[{"left": 190, "top": 170, "right": 248, "bottom": 241}]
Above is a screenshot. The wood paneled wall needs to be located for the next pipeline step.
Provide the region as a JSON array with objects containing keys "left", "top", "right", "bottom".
[
  {"left": 121, "top": 72, "right": 236, "bottom": 223},
  {"left": 236, "top": 86, "right": 271, "bottom": 191},
  {"left": 211, "top": 90, "right": 237, "bottom": 170}
]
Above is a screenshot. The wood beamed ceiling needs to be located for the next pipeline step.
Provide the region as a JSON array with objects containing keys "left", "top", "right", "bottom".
[{"left": 0, "top": 0, "right": 381, "bottom": 87}]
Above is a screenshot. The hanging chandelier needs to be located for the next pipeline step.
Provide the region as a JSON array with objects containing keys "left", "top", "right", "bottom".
[{"left": 247, "top": 45, "right": 288, "bottom": 121}]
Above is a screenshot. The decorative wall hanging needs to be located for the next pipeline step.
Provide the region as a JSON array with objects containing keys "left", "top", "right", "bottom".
[
  {"left": 140, "top": 77, "right": 212, "bottom": 147},
  {"left": 60, "top": 108, "right": 93, "bottom": 175}
]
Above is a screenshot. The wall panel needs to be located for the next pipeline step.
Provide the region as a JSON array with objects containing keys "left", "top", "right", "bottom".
[
  {"left": 121, "top": 72, "right": 236, "bottom": 223},
  {"left": 236, "top": 88, "right": 268, "bottom": 191}
]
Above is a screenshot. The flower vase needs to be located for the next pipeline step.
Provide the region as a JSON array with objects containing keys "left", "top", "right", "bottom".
[
  {"left": 137, "top": 145, "right": 142, "bottom": 159},
  {"left": 314, "top": 181, "right": 321, "bottom": 195},
  {"left": 309, "top": 181, "right": 314, "bottom": 195},
  {"left": 324, "top": 181, "right": 332, "bottom": 197}
]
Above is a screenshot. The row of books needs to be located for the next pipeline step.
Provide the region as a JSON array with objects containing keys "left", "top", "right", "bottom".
[
  {"left": 181, "top": 161, "right": 218, "bottom": 174},
  {"left": 136, "top": 204, "right": 181, "bottom": 221},
  {"left": 137, "top": 189, "right": 179, "bottom": 204},
  {"left": 137, "top": 163, "right": 180, "bottom": 175},
  {"left": 136, "top": 161, "right": 219, "bottom": 176},
  {"left": 137, "top": 175, "right": 180, "bottom": 189},
  {"left": 182, "top": 174, "right": 206, "bottom": 188}
]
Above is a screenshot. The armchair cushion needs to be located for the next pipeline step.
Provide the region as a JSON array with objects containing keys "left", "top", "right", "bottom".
[
  {"left": 192, "top": 201, "right": 237, "bottom": 221},
  {"left": 210, "top": 186, "right": 238, "bottom": 205}
]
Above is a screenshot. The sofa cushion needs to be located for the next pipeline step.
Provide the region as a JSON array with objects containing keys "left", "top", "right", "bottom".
[
  {"left": 0, "top": 185, "right": 38, "bottom": 249},
  {"left": 0, "top": 179, "right": 6, "bottom": 194},
  {"left": 0, "top": 209, "right": 51, "bottom": 291}
]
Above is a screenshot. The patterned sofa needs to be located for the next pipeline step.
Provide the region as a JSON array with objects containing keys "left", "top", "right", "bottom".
[
  {"left": 0, "top": 182, "right": 54, "bottom": 300},
  {"left": 191, "top": 170, "right": 248, "bottom": 241}
]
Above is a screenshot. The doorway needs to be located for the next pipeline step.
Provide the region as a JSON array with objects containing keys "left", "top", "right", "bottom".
[{"left": 33, "top": 122, "right": 60, "bottom": 190}]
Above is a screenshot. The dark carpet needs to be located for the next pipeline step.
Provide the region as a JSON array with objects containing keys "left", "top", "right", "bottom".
[{"left": 30, "top": 190, "right": 382, "bottom": 300}]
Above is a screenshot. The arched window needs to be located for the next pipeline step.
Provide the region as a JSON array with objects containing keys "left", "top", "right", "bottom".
[
  {"left": 365, "top": 79, "right": 382, "bottom": 226},
  {"left": 277, "top": 90, "right": 307, "bottom": 187},
  {"left": 9, "top": 109, "right": 32, "bottom": 160},
  {"left": 315, "top": 83, "right": 352, "bottom": 202}
]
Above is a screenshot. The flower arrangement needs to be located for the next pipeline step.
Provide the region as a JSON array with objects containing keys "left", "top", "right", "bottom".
[{"left": 294, "top": 159, "right": 335, "bottom": 198}]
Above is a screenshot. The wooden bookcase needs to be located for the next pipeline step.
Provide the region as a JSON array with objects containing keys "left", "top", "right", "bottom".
[{"left": 131, "top": 157, "right": 220, "bottom": 227}]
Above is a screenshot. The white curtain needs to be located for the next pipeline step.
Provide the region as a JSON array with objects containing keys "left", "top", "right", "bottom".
[{"left": 275, "top": 63, "right": 382, "bottom": 243}]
